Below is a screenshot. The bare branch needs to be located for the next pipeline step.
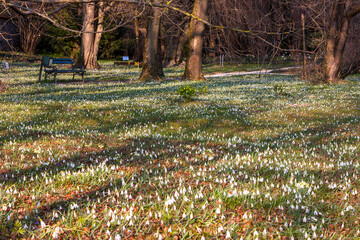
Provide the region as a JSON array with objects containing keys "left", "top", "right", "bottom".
[
  {"left": 4, "top": 1, "right": 146, "bottom": 34},
  {"left": 347, "top": 3, "right": 360, "bottom": 19}
]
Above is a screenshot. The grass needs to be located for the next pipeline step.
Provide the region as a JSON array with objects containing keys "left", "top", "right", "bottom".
[{"left": 0, "top": 60, "right": 359, "bottom": 239}]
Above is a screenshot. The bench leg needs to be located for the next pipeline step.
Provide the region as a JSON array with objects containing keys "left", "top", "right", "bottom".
[
  {"left": 54, "top": 73, "right": 57, "bottom": 84},
  {"left": 73, "top": 73, "right": 75, "bottom": 81},
  {"left": 39, "top": 65, "right": 43, "bottom": 82}
]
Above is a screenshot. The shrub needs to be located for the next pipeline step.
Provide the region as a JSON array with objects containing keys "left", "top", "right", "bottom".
[
  {"left": 177, "top": 85, "right": 207, "bottom": 101},
  {"left": 273, "top": 84, "right": 289, "bottom": 97}
]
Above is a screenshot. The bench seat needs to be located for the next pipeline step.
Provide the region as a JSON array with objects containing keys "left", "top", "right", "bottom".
[
  {"left": 44, "top": 69, "right": 86, "bottom": 74},
  {"left": 39, "top": 56, "right": 86, "bottom": 83}
]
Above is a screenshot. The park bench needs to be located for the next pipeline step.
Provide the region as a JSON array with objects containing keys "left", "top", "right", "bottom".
[
  {"left": 114, "top": 56, "right": 140, "bottom": 68},
  {"left": 38, "top": 56, "right": 86, "bottom": 83}
]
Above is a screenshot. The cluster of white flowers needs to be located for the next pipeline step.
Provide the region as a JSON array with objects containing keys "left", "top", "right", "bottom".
[{"left": 0, "top": 68, "right": 359, "bottom": 238}]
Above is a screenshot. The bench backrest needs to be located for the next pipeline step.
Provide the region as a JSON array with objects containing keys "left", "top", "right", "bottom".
[
  {"left": 52, "top": 58, "right": 74, "bottom": 65},
  {"left": 41, "top": 56, "right": 53, "bottom": 68},
  {"left": 41, "top": 56, "right": 74, "bottom": 68}
]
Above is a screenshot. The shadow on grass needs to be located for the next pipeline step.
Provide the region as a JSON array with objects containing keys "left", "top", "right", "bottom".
[
  {"left": 0, "top": 78, "right": 359, "bottom": 237},
  {"left": 1, "top": 125, "right": 359, "bottom": 237}
]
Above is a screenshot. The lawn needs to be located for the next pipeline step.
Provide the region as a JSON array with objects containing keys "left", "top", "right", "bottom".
[{"left": 0, "top": 62, "right": 360, "bottom": 239}]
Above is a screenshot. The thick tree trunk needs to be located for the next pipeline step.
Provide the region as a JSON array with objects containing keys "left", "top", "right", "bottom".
[
  {"left": 92, "top": 1, "right": 104, "bottom": 69},
  {"left": 139, "top": 3, "right": 164, "bottom": 82},
  {"left": 77, "top": 2, "right": 100, "bottom": 70},
  {"left": 323, "top": 0, "right": 360, "bottom": 83},
  {"left": 324, "top": 2, "right": 349, "bottom": 83},
  {"left": 183, "top": 0, "right": 208, "bottom": 81}
]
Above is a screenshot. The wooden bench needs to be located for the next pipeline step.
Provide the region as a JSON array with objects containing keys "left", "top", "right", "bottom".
[
  {"left": 38, "top": 56, "right": 86, "bottom": 83},
  {"left": 114, "top": 56, "right": 140, "bottom": 68}
]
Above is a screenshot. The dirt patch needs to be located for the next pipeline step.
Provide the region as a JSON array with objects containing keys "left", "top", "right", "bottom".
[{"left": 271, "top": 67, "right": 302, "bottom": 75}]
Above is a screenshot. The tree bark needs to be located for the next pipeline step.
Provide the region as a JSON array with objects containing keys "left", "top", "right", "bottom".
[
  {"left": 77, "top": 2, "right": 100, "bottom": 70},
  {"left": 183, "top": 0, "right": 208, "bottom": 81},
  {"left": 175, "top": 21, "right": 190, "bottom": 64},
  {"left": 92, "top": 0, "right": 104, "bottom": 69},
  {"left": 324, "top": 0, "right": 360, "bottom": 83},
  {"left": 133, "top": 10, "right": 142, "bottom": 62},
  {"left": 163, "top": 33, "right": 179, "bottom": 67},
  {"left": 139, "top": 2, "right": 164, "bottom": 82}
]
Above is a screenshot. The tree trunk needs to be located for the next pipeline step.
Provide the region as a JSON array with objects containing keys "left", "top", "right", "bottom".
[
  {"left": 92, "top": 1, "right": 104, "bottom": 69},
  {"left": 175, "top": 21, "right": 190, "bottom": 64},
  {"left": 77, "top": 2, "right": 100, "bottom": 70},
  {"left": 139, "top": 2, "right": 164, "bottom": 82},
  {"left": 133, "top": 10, "right": 142, "bottom": 62},
  {"left": 323, "top": 0, "right": 360, "bottom": 83},
  {"left": 163, "top": 34, "right": 178, "bottom": 67},
  {"left": 208, "top": 20, "right": 217, "bottom": 58},
  {"left": 183, "top": 0, "right": 208, "bottom": 81}
]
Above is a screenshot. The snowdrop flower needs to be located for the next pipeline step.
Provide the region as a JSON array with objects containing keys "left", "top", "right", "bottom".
[
  {"left": 40, "top": 220, "right": 46, "bottom": 228},
  {"left": 225, "top": 230, "right": 231, "bottom": 239},
  {"left": 52, "top": 227, "right": 61, "bottom": 239},
  {"left": 216, "top": 207, "right": 221, "bottom": 214}
]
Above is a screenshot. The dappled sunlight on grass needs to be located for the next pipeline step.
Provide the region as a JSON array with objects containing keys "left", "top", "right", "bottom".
[{"left": 0, "top": 63, "right": 359, "bottom": 239}]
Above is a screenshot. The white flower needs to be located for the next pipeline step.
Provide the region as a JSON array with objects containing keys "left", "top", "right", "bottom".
[
  {"left": 40, "top": 220, "right": 46, "bottom": 228},
  {"left": 115, "top": 234, "right": 122, "bottom": 240},
  {"left": 225, "top": 230, "right": 231, "bottom": 239},
  {"left": 216, "top": 208, "right": 221, "bottom": 214},
  {"left": 52, "top": 227, "right": 61, "bottom": 239}
]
